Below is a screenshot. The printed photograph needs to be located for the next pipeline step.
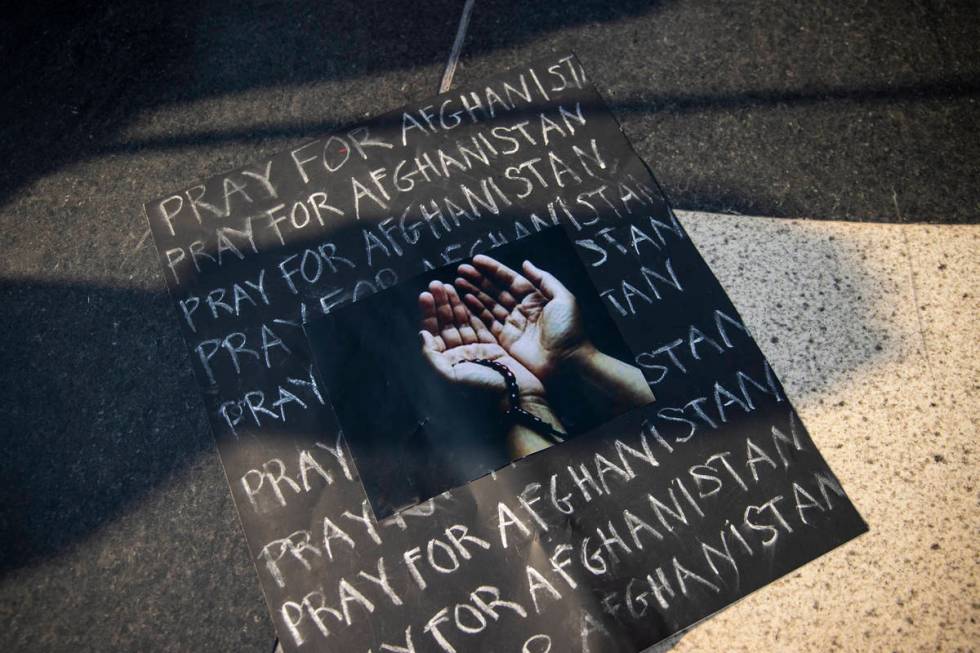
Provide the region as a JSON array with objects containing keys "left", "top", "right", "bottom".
[{"left": 306, "top": 228, "right": 654, "bottom": 519}]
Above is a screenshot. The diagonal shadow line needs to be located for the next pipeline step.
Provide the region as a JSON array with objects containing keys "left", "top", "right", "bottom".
[{"left": 94, "top": 76, "right": 980, "bottom": 156}]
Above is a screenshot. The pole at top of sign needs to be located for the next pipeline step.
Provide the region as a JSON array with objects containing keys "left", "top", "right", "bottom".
[{"left": 439, "top": 0, "right": 477, "bottom": 93}]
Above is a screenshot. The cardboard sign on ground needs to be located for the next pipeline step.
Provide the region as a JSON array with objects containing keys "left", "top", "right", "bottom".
[{"left": 144, "top": 54, "right": 866, "bottom": 652}]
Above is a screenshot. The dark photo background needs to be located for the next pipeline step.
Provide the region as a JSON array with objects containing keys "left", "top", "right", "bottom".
[{"left": 306, "top": 227, "right": 637, "bottom": 519}]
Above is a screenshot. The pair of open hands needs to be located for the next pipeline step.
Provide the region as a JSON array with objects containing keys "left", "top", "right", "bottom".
[{"left": 418, "top": 255, "right": 588, "bottom": 408}]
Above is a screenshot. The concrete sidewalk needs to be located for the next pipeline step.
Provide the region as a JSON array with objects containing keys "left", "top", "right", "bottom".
[{"left": 667, "top": 212, "right": 978, "bottom": 651}]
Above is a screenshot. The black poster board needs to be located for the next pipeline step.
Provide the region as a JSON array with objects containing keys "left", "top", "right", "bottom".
[{"left": 144, "top": 54, "right": 866, "bottom": 652}]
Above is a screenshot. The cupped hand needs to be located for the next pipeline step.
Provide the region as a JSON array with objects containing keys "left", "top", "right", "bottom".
[
  {"left": 454, "top": 255, "right": 591, "bottom": 382},
  {"left": 418, "top": 280, "right": 545, "bottom": 404}
]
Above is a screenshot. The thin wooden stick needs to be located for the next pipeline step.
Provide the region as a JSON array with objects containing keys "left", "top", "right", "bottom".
[{"left": 439, "top": 0, "right": 476, "bottom": 93}]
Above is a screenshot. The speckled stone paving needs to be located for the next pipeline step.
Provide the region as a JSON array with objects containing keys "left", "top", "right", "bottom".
[{"left": 663, "top": 212, "right": 979, "bottom": 652}]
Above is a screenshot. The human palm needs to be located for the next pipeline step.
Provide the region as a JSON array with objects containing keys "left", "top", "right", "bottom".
[
  {"left": 455, "top": 255, "right": 588, "bottom": 381},
  {"left": 418, "top": 280, "right": 544, "bottom": 402}
]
